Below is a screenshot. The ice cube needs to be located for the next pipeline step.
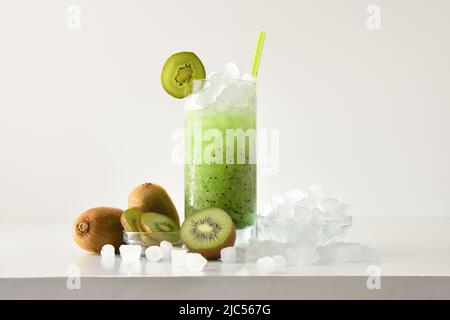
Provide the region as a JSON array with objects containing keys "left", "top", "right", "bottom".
[
  {"left": 186, "top": 253, "right": 207, "bottom": 271},
  {"left": 171, "top": 249, "right": 188, "bottom": 268},
  {"left": 310, "top": 208, "right": 325, "bottom": 227},
  {"left": 145, "top": 246, "right": 164, "bottom": 262},
  {"left": 223, "top": 62, "right": 240, "bottom": 80},
  {"left": 321, "top": 197, "right": 341, "bottom": 212},
  {"left": 159, "top": 240, "right": 173, "bottom": 260},
  {"left": 283, "top": 189, "right": 306, "bottom": 205},
  {"left": 196, "top": 91, "right": 216, "bottom": 107},
  {"left": 216, "top": 84, "right": 240, "bottom": 107},
  {"left": 234, "top": 82, "right": 256, "bottom": 107},
  {"left": 256, "top": 256, "right": 277, "bottom": 274},
  {"left": 241, "top": 73, "right": 257, "bottom": 83},
  {"left": 100, "top": 244, "right": 115, "bottom": 258},
  {"left": 270, "top": 194, "right": 284, "bottom": 211},
  {"left": 272, "top": 255, "right": 286, "bottom": 270},
  {"left": 293, "top": 204, "right": 311, "bottom": 220},
  {"left": 294, "top": 196, "right": 316, "bottom": 210},
  {"left": 220, "top": 246, "right": 245, "bottom": 263},
  {"left": 338, "top": 202, "right": 350, "bottom": 215},
  {"left": 119, "top": 245, "right": 142, "bottom": 262},
  {"left": 276, "top": 204, "right": 294, "bottom": 218}
]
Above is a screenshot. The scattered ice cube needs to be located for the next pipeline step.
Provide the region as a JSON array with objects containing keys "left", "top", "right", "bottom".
[
  {"left": 186, "top": 253, "right": 207, "bottom": 271},
  {"left": 241, "top": 73, "right": 257, "bottom": 83},
  {"left": 100, "top": 244, "right": 115, "bottom": 258},
  {"left": 119, "top": 245, "right": 142, "bottom": 262},
  {"left": 159, "top": 240, "right": 173, "bottom": 260},
  {"left": 220, "top": 246, "right": 245, "bottom": 263},
  {"left": 223, "top": 62, "right": 240, "bottom": 80},
  {"left": 276, "top": 204, "right": 294, "bottom": 218},
  {"left": 317, "top": 242, "right": 379, "bottom": 263},
  {"left": 171, "top": 249, "right": 188, "bottom": 268},
  {"left": 145, "top": 246, "right": 164, "bottom": 262},
  {"left": 283, "top": 189, "right": 306, "bottom": 205},
  {"left": 272, "top": 255, "right": 286, "bottom": 270},
  {"left": 256, "top": 256, "right": 277, "bottom": 274}
]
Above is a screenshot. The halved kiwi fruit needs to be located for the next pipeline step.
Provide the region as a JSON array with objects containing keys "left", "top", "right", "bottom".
[
  {"left": 120, "top": 208, "right": 143, "bottom": 232},
  {"left": 161, "top": 52, "right": 206, "bottom": 99},
  {"left": 140, "top": 212, "right": 179, "bottom": 233},
  {"left": 140, "top": 212, "right": 180, "bottom": 244},
  {"left": 180, "top": 208, "right": 236, "bottom": 260}
]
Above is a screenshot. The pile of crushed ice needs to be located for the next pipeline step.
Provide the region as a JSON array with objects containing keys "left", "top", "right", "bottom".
[
  {"left": 184, "top": 63, "right": 256, "bottom": 110},
  {"left": 256, "top": 185, "right": 352, "bottom": 245},
  {"left": 219, "top": 186, "right": 379, "bottom": 273}
]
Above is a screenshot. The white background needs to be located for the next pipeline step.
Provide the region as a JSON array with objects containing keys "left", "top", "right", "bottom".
[{"left": 1, "top": 0, "right": 449, "bottom": 222}]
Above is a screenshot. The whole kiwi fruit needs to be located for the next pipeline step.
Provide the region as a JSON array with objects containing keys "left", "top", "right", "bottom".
[
  {"left": 73, "top": 207, "right": 124, "bottom": 254},
  {"left": 128, "top": 183, "right": 180, "bottom": 226}
]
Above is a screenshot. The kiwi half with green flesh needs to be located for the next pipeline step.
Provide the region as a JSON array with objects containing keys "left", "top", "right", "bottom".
[
  {"left": 73, "top": 207, "right": 124, "bottom": 254},
  {"left": 140, "top": 212, "right": 180, "bottom": 233},
  {"left": 180, "top": 208, "right": 236, "bottom": 260},
  {"left": 161, "top": 52, "right": 206, "bottom": 99},
  {"left": 120, "top": 208, "right": 143, "bottom": 232}
]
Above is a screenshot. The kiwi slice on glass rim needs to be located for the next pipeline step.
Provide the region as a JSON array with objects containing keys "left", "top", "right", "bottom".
[
  {"left": 161, "top": 52, "right": 206, "bottom": 99},
  {"left": 180, "top": 208, "right": 236, "bottom": 260}
]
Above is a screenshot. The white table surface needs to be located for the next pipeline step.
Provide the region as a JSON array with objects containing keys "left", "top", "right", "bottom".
[{"left": 1, "top": 218, "right": 449, "bottom": 299}]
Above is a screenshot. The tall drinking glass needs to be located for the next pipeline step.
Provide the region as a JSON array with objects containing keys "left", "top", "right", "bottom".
[{"left": 184, "top": 79, "right": 256, "bottom": 241}]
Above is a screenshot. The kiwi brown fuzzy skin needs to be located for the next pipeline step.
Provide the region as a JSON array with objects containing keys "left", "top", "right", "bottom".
[
  {"left": 73, "top": 207, "right": 124, "bottom": 254},
  {"left": 184, "top": 224, "right": 236, "bottom": 261},
  {"left": 128, "top": 183, "right": 180, "bottom": 226}
]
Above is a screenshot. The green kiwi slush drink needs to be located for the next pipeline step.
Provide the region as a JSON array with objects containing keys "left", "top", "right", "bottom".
[
  {"left": 184, "top": 76, "right": 257, "bottom": 239},
  {"left": 184, "top": 33, "right": 265, "bottom": 241}
]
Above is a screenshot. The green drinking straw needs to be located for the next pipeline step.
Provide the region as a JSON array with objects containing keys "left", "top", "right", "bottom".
[{"left": 250, "top": 31, "right": 266, "bottom": 77}]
